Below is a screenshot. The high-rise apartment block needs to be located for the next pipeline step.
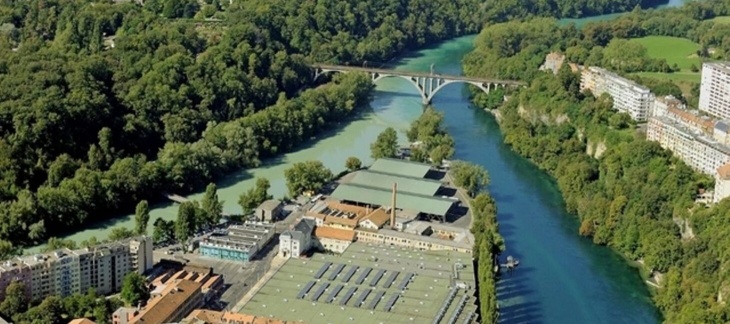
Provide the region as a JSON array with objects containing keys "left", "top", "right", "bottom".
[
  {"left": 581, "top": 66, "right": 654, "bottom": 121},
  {"left": 699, "top": 62, "right": 730, "bottom": 120},
  {"left": 647, "top": 116, "right": 730, "bottom": 175},
  {"left": 0, "top": 236, "right": 153, "bottom": 302}
]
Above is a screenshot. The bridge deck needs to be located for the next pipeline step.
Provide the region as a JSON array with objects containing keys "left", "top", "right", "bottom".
[{"left": 312, "top": 64, "right": 524, "bottom": 86}]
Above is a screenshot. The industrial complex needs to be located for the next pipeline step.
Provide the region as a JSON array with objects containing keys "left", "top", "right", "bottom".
[{"left": 241, "top": 242, "right": 477, "bottom": 324}]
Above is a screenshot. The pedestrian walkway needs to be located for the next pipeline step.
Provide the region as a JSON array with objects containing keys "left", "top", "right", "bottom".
[{"left": 232, "top": 254, "right": 289, "bottom": 312}]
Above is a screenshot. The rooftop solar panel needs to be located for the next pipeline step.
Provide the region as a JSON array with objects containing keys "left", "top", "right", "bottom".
[
  {"left": 342, "top": 266, "right": 358, "bottom": 282},
  {"left": 354, "top": 288, "right": 372, "bottom": 307},
  {"left": 325, "top": 284, "right": 344, "bottom": 303},
  {"left": 397, "top": 273, "right": 414, "bottom": 290},
  {"left": 328, "top": 264, "right": 345, "bottom": 281},
  {"left": 339, "top": 287, "right": 357, "bottom": 306},
  {"left": 383, "top": 271, "right": 399, "bottom": 288},
  {"left": 432, "top": 287, "right": 457, "bottom": 324},
  {"left": 310, "top": 282, "right": 330, "bottom": 302},
  {"left": 314, "top": 262, "right": 332, "bottom": 279},
  {"left": 367, "top": 291, "right": 385, "bottom": 310},
  {"left": 369, "top": 269, "right": 385, "bottom": 287},
  {"left": 296, "top": 280, "right": 316, "bottom": 299},
  {"left": 383, "top": 293, "right": 400, "bottom": 312},
  {"left": 355, "top": 267, "right": 372, "bottom": 285}
]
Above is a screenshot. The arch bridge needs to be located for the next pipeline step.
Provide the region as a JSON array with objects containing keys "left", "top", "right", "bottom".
[{"left": 312, "top": 64, "right": 525, "bottom": 104}]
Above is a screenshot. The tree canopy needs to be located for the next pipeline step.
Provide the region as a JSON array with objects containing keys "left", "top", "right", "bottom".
[
  {"left": 0, "top": 0, "right": 483, "bottom": 246},
  {"left": 238, "top": 177, "right": 273, "bottom": 215},
  {"left": 284, "top": 161, "right": 333, "bottom": 197},
  {"left": 370, "top": 127, "right": 399, "bottom": 159},
  {"left": 120, "top": 272, "right": 149, "bottom": 307}
]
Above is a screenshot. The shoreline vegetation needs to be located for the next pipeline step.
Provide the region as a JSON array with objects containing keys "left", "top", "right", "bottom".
[
  {"left": 400, "top": 106, "right": 504, "bottom": 323},
  {"left": 0, "top": 0, "right": 487, "bottom": 252},
  {"left": 463, "top": 0, "right": 730, "bottom": 321}
]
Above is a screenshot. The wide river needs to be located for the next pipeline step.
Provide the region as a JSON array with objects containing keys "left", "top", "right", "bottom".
[{"left": 28, "top": 12, "right": 683, "bottom": 323}]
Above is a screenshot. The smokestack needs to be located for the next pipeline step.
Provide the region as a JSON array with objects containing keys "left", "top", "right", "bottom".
[{"left": 391, "top": 183, "right": 397, "bottom": 229}]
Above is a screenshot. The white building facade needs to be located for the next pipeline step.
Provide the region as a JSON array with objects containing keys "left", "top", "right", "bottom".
[
  {"left": 699, "top": 62, "right": 730, "bottom": 120},
  {"left": 278, "top": 219, "right": 314, "bottom": 258},
  {"left": 581, "top": 66, "right": 654, "bottom": 121},
  {"left": 714, "top": 163, "right": 730, "bottom": 203}
]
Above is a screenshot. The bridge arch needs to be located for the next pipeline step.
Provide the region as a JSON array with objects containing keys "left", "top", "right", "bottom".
[{"left": 313, "top": 67, "right": 509, "bottom": 104}]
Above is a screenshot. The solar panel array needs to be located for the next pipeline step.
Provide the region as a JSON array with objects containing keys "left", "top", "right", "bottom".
[
  {"left": 354, "top": 288, "right": 371, "bottom": 307},
  {"left": 432, "top": 287, "right": 458, "bottom": 324},
  {"left": 367, "top": 291, "right": 385, "bottom": 310},
  {"left": 397, "top": 273, "right": 414, "bottom": 290},
  {"left": 342, "top": 266, "right": 358, "bottom": 282},
  {"left": 296, "top": 281, "right": 316, "bottom": 299},
  {"left": 447, "top": 294, "right": 469, "bottom": 324},
  {"left": 310, "top": 282, "right": 330, "bottom": 301},
  {"left": 355, "top": 267, "right": 372, "bottom": 285},
  {"left": 369, "top": 269, "right": 385, "bottom": 287},
  {"left": 328, "top": 264, "right": 345, "bottom": 281},
  {"left": 314, "top": 262, "right": 332, "bottom": 279},
  {"left": 383, "top": 293, "right": 400, "bottom": 312},
  {"left": 325, "top": 284, "right": 344, "bottom": 303},
  {"left": 339, "top": 287, "right": 357, "bottom": 306},
  {"left": 382, "top": 271, "right": 399, "bottom": 289}
]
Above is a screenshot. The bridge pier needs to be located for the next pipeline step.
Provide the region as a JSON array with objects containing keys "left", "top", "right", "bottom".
[{"left": 311, "top": 65, "right": 524, "bottom": 104}]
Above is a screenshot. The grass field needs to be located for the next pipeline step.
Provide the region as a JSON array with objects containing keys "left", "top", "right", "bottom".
[
  {"left": 708, "top": 16, "right": 730, "bottom": 24},
  {"left": 629, "top": 36, "right": 701, "bottom": 84},
  {"left": 633, "top": 71, "right": 701, "bottom": 83}
]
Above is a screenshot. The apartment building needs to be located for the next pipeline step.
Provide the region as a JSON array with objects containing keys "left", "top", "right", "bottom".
[
  {"left": 647, "top": 116, "right": 730, "bottom": 175},
  {"left": 699, "top": 62, "right": 730, "bottom": 120},
  {"left": 581, "top": 66, "right": 654, "bottom": 121},
  {"left": 714, "top": 163, "right": 730, "bottom": 203},
  {"left": 0, "top": 236, "right": 153, "bottom": 302}
]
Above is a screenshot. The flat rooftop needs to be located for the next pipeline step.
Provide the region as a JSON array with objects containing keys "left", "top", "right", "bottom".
[
  {"left": 239, "top": 242, "right": 477, "bottom": 324},
  {"left": 346, "top": 170, "right": 442, "bottom": 196},
  {"left": 368, "top": 158, "right": 432, "bottom": 178},
  {"left": 330, "top": 183, "right": 454, "bottom": 217}
]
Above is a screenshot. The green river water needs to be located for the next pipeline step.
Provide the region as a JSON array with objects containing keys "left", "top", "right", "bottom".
[{"left": 28, "top": 7, "right": 700, "bottom": 322}]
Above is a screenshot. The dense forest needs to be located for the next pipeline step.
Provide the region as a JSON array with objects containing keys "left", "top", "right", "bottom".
[
  {"left": 463, "top": 1, "right": 730, "bottom": 321},
  {"left": 0, "top": 0, "right": 487, "bottom": 250},
  {"left": 482, "top": 0, "right": 668, "bottom": 22}
]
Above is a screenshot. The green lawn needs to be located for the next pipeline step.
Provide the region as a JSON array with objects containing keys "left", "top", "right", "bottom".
[
  {"left": 708, "top": 16, "right": 730, "bottom": 24},
  {"left": 629, "top": 36, "right": 701, "bottom": 70},
  {"left": 628, "top": 36, "right": 702, "bottom": 84},
  {"left": 633, "top": 71, "right": 701, "bottom": 83}
]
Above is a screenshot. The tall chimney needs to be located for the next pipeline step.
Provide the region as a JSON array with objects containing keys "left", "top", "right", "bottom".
[{"left": 391, "top": 183, "right": 397, "bottom": 229}]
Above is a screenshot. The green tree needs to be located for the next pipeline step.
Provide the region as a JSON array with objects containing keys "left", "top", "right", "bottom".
[
  {"left": 238, "top": 178, "right": 272, "bottom": 214},
  {"left": 134, "top": 200, "right": 150, "bottom": 235},
  {"left": 120, "top": 272, "right": 149, "bottom": 307},
  {"left": 450, "top": 161, "right": 490, "bottom": 197},
  {"left": 175, "top": 201, "right": 197, "bottom": 244},
  {"left": 370, "top": 127, "right": 399, "bottom": 159},
  {"left": 152, "top": 218, "right": 174, "bottom": 244},
  {"left": 345, "top": 156, "right": 362, "bottom": 171},
  {"left": 109, "top": 227, "right": 135, "bottom": 241},
  {"left": 284, "top": 161, "right": 333, "bottom": 197},
  {"left": 201, "top": 183, "right": 223, "bottom": 227},
  {"left": 0, "top": 240, "right": 20, "bottom": 261},
  {"left": 0, "top": 281, "right": 27, "bottom": 318},
  {"left": 42, "top": 238, "right": 77, "bottom": 252}
]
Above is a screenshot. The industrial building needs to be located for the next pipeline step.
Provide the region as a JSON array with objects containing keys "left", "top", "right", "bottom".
[
  {"left": 0, "top": 236, "right": 153, "bottom": 302},
  {"left": 331, "top": 158, "right": 460, "bottom": 222},
  {"left": 199, "top": 222, "right": 275, "bottom": 262},
  {"left": 240, "top": 242, "right": 477, "bottom": 324}
]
